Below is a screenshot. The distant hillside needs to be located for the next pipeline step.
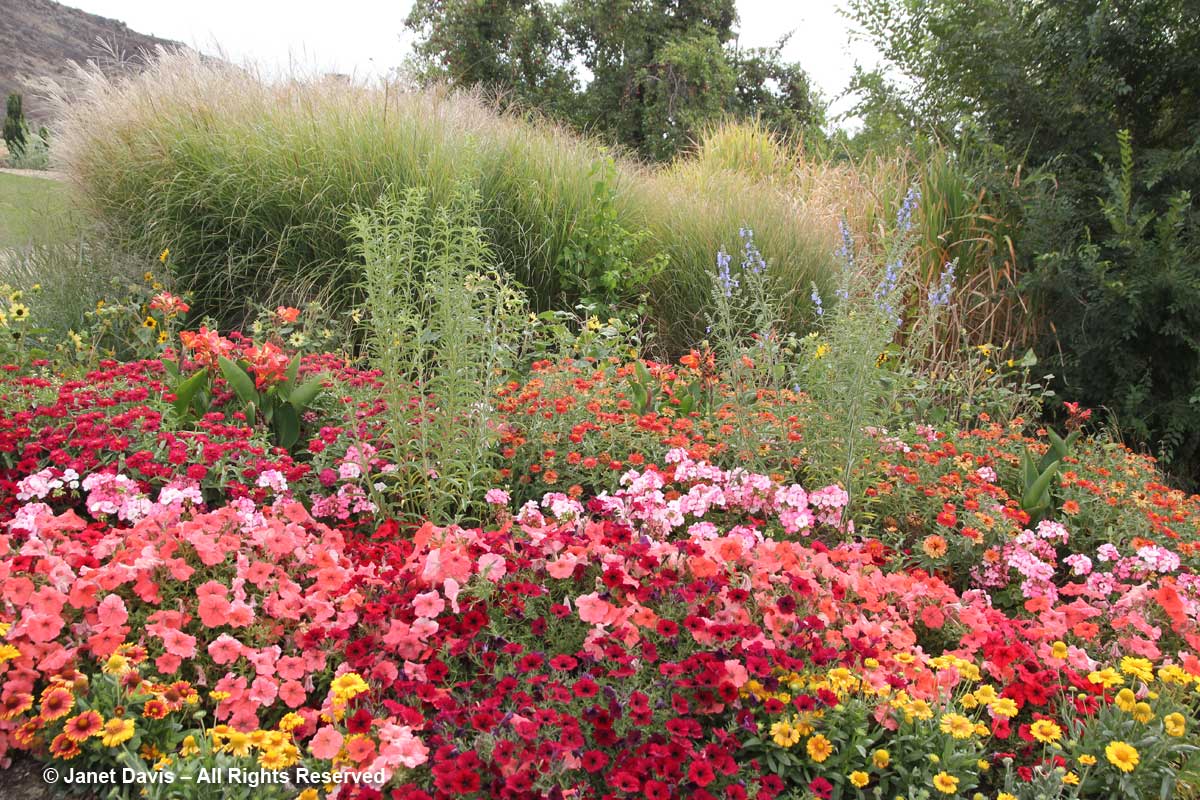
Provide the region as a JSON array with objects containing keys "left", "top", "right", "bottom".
[{"left": 0, "top": 0, "right": 183, "bottom": 126}]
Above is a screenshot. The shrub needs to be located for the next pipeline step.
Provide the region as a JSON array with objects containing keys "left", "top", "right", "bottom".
[
  {"left": 2, "top": 94, "right": 25, "bottom": 159},
  {"left": 51, "top": 50, "right": 835, "bottom": 352}
]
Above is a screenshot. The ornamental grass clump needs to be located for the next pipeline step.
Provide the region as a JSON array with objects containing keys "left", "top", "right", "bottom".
[{"left": 50, "top": 48, "right": 836, "bottom": 350}]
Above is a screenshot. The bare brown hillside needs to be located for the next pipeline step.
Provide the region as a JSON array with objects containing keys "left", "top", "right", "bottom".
[{"left": 0, "top": 0, "right": 183, "bottom": 125}]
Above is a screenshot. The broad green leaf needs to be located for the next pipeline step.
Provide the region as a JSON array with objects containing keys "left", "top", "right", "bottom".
[
  {"left": 172, "top": 368, "right": 208, "bottom": 419},
  {"left": 218, "top": 356, "right": 259, "bottom": 408},
  {"left": 274, "top": 403, "right": 300, "bottom": 449},
  {"left": 288, "top": 374, "right": 325, "bottom": 412}
]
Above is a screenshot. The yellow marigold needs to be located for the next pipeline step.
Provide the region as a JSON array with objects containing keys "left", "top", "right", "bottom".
[
  {"left": 1114, "top": 688, "right": 1137, "bottom": 712},
  {"left": 849, "top": 771, "right": 870, "bottom": 788},
  {"left": 0, "top": 644, "right": 20, "bottom": 662},
  {"left": 872, "top": 749, "right": 891, "bottom": 769},
  {"left": 1105, "top": 741, "right": 1140, "bottom": 772},
  {"left": 939, "top": 713, "right": 975, "bottom": 740},
  {"left": 1131, "top": 702, "right": 1154, "bottom": 724},
  {"left": 1078, "top": 754, "right": 1097, "bottom": 766},
  {"left": 101, "top": 717, "right": 135, "bottom": 747},
  {"left": 806, "top": 734, "right": 834, "bottom": 763},
  {"left": 1063, "top": 771, "right": 1080, "bottom": 785},
  {"left": 1030, "top": 719, "right": 1063, "bottom": 744},
  {"left": 1164, "top": 712, "right": 1187, "bottom": 737},
  {"left": 932, "top": 772, "right": 959, "bottom": 794},
  {"left": 999, "top": 794, "right": 1018, "bottom": 800}
]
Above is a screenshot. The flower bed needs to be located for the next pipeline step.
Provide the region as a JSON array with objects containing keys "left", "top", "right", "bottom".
[{"left": 0, "top": 349, "right": 1198, "bottom": 799}]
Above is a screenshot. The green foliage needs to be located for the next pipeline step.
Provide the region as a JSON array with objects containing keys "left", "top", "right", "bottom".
[
  {"left": 162, "top": 354, "right": 324, "bottom": 451},
  {"left": 1028, "top": 131, "right": 1200, "bottom": 483},
  {"left": 403, "top": 0, "right": 824, "bottom": 161},
  {"left": 1019, "top": 427, "right": 1079, "bottom": 521},
  {"left": 55, "top": 52, "right": 835, "bottom": 354},
  {"left": 351, "top": 186, "right": 527, "bottom": 523},
  {"left": 553, "top": 157, "right": 667, "bottom": 317},
  {"left": 8, "top": 126, "right": 50, "bottom": 170},
  {"left": 3, "top": 94, "right": 25, "bottom": 158},
  {"left": 848, "top": 0, "right": 1200, "bottom": 486}
]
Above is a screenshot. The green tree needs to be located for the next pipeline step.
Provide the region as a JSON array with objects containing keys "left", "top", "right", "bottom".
[
  {"left": 404, "top": 0, "right": 824, "bottom": 160},
  {"left": 3, "top": 94, "right": 26, "bottom": 158},
  {"left": 847, "top": 0, "right": 1200, "bottom": 483}
]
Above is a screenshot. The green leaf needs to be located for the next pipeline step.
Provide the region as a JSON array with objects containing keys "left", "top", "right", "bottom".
[
  {"left": 288, "top": 374, "right": 325, "bottom": 412},
  {"left": 161, "top": 359, "right": 180, "bottom": 380},
  {"left": 172, "top": 369, "right": 208, "bottom": 419},
  {"left": 218, "top": 356, "right": 259, "bottom": 407},
  {"left": 274, "top": 403, "right": 300, "bottom": 449},
  {"left": 1023, "top": 461, "right": 1060, "bottom": 512}
]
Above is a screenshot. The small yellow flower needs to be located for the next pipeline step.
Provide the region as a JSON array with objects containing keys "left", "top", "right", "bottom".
[
  {"left": 8, "top": 303, "right": 29, "bottom": 322},
  {"left": 1051, "top": 641, "right": 1069, "bottom": 659},
  {"left": 220, "top": 730, "right": 252, "bottom": 757},
  {"left": 1030, "top": 719, "right": 1062, "bottom": 744},
  {"left": 1063, "top": 771, "right": 1080, "bottom": 785},
  {"left": 1088, "top": 668, "right": 1123, "bottom": 689},
  {"left": 1120, "top": 657, "right": 1154, "bottom": 682},
  {"left": 806, "top": 734, "right": 833, "bottom": 763},
  {"left": 1105, "top": 740, "right": 1139, "bottom": 772},
  {"left": 872, "top": 749, "right": 890, "bottom": 769},
  {"left": 279, "top": 712, "right": 305, "bottom": 732},
  {"left": 101, "top": 717, "right": 135, "bottom": 747},
  {"left": 989, "top": 697, "right": 1019, "bottom": 718},
  {"left": 296, "top": 790, "right": 320, "bottom": 800},
  {"left": 331, "top": 672, "right": 369, "bottom": 699},
  {"left": 932, "top": 771, "right": 959, "bottom": 794},
  {"left": 1131, "top": 702, "right": 1154, "bottom": 724},
  {"left": 1078, "top": 754, "right": 1097, "bottom": 766},
  {"left": 103, "top": 653, "right": 131, "bottom": 675},
  {"left": 180, "top": 735, "right": 200, "bottom": 757},
  {"left": 142, "top": 316, "right": 157, "bottom": 329},
  {"left": 769, "top": 719, "right": 800, "bottom": 748},
  {"left": 939, "top": 713, "right": 975, "bottom": 740},
  {"left": 0, "top": 643, "right": 20, "bottom": 662},
  {"left": 849, "top": 771, "right": 869, "bottom": 788},
  {"left": 1114, "top": 688, "right": 1137, "bottom": 712},
  {"left": 814, "top": 342, "right": 831, "bottom": 360},
  {"left": 159, "top": 249, "right": 170, "bottom": 263},
  {"left": 1164, "top": 712, "right": 1187, "bottom": 737},
  {"left": 999, "top": 794, "right": 1018, "bottom": 800}
]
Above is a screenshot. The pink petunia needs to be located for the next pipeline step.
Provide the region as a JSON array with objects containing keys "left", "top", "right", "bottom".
[
  {"left": 309, "top": 726, "right": 344, "bottom": 760},
  {"left": 411, "top": 591, "right": 445, "bottom": 619}
]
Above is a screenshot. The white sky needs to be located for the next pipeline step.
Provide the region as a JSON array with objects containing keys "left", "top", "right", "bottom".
[{"left": 63, "top": 0, "right": 880, "bottom": 123}]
